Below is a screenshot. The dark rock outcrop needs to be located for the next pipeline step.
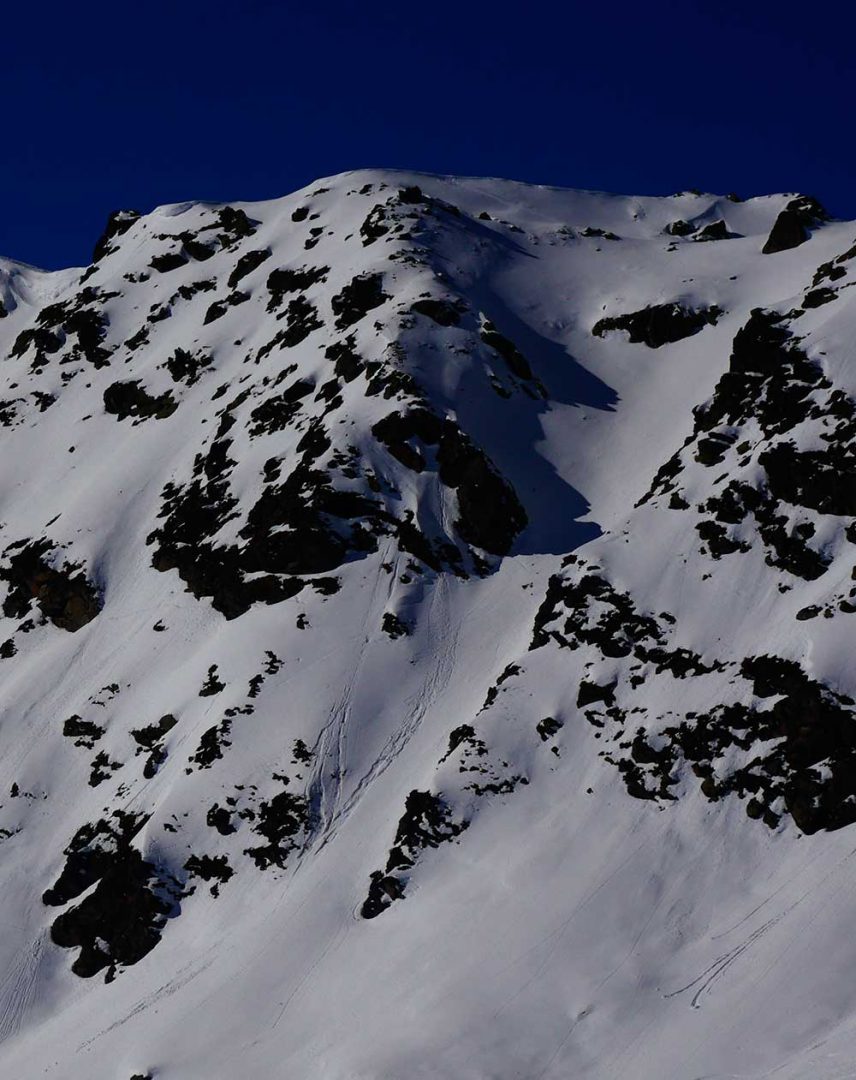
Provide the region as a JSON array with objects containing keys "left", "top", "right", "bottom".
[
  {"left": 1, "top": 539, "right": 101, "bottom": 631},
  {"left": 361, "top": 790, "right": 467, "bottom": 919},
  {"left": 592, "top": 303, "right": 722, "bottom": 348},
  {"left": 44, "top": 813, "right": 180, "bottom": 979},
  {"left": 104, "top": 380, "right": 177, "bottom": 421},
  {"left": 92, "top": 209, "right": 140, "bottom": 263},
  {"left": 762, "top": 195, "right": 828, "bottom": 254}
]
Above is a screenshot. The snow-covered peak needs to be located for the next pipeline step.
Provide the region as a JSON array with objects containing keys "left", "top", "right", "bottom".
[{"left": 0, "top": 171, "right": 853, "bottom": 1079}]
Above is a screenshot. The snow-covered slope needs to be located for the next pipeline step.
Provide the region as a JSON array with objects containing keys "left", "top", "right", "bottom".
[{"left": 0, "top": 169, "right": 854, "bottom": 1079}]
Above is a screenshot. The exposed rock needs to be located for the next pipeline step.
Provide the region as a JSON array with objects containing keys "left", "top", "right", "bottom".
[
  {"left": 762, "top": 195, "right": 828, "bottom": 254},
  {"left": 190, "top": 720, "right": 233, "bottom": 769},
  {"left": 243, "top": 784, "right": 309, "bottom": 869},
  {"left": 199, "top": 666, "right": 225, "bottom": 696},
  {"left": 203, "top": 291, "right": 249, "bottom": 324},
  {"left": 265, "top": 265, "right": 328, "bottom": 312},
  {"left": 184, "top": 853, "right": 233, "bottom": 896},
  {"left": 1, "top": 539, "right": 102, "bottom": 631},
  {"left": 104, "top": 380, "right": 177, "bottom": 421},
  {"left": 44, "top": 812, "right": 179, "bottom": 979},
  {"left": 150, "top": 251, "right": 189, "bottom": 273},
  {"left": 92, "top": 209, "right": 140, "bottom": 263},
  {"left": 49, "top": 846, "right": 178, "bottom": 978},
  {"left": 592, "top": 303, "right": 722, "bottom": 348},
  {"left": 249, "top": 380, "right": 314, "bottom": 435},
  {"left": 227, "top": 248, "right": 271, "bottom": 289},
  {"left": 480, "top": 319, "right": 535, "bottom": 380},
  {"left": 165, "top": 347, "right": 211, "bottom": 386},
  {"left": 372, "top": 408, "right": 527, "bottom": 556},
  {"left": 536, "top": 716, "right": 563, "bottom": 741},
  {"left": 694, "top": 220, "right": 738, "bottom": 241},
  {"left": 331, "top": 273, "right": 389, "bottom": 329},
  {"left": 62, "top": 715, "right": 104, "bottom": 749},
  {"left": 581, "top": 226, "right": 620, "bottom": 240},
  {"left": 665, "top": 219, "right": 696, "bottom": 237},
  {"left": 382, "top": 612, "right": 411, "bottom": 639},
  {"left": 361, "top": 790, "right": 467, "bottom": 918}
]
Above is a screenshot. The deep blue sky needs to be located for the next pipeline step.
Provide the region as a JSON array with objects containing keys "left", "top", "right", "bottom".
[{"left": 4, "top": 0, "right": 854, "bottom": 269}]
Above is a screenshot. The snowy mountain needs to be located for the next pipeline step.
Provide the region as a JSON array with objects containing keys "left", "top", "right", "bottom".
[{"left": 0, "top": 169, "right": 854, "bottom": 1079}]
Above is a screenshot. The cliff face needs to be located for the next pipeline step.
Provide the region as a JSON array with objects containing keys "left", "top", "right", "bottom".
[{"left": 0, "top": 170, "right": 854, "bottom": 1080}]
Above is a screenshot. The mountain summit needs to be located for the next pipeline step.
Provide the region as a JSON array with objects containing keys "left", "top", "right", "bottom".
[{"left": 0, "top": 170, "right": 854, "bottom": 1079}]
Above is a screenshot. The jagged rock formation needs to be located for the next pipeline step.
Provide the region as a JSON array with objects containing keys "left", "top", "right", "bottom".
[
  {"left": 592, "top": 301, "right": 722, "bottom": 348},
  {"left": 762, "top": 194, "right": 829, "bottom": 253}
]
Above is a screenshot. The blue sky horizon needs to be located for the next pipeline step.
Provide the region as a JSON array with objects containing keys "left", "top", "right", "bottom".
[{"left": 4, "top": 0, "right": 854, "bottom": 269}]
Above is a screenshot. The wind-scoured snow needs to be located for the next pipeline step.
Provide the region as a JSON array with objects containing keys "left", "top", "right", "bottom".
[{"left": 0, "top": 169, "right": 853, "bottom": 1078}]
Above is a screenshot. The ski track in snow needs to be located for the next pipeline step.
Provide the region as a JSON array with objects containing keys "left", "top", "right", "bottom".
[
  {"left": 665, "top": 913, "right": 787, "bottom": 1009},
  {"left": 80, "top": 955, "right": 216, "bottom": 1049},
  {"left": 668, "top": 843, "right": 856, "bottom": 1015},
  {"left": 0, "top": 932, "right": 44, "bottom": 1045},
  {"left": 270, "top": 921, "right": 349, "bottom": 1030},
  {"left": 307, "top": 541, "right": 398, "bottom": 847},
  {"left": 327, "top": 570, "right": 459, "bottom": 840}
]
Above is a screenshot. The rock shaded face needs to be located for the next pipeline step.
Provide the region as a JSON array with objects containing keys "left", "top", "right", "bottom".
[
  {"left": 0, "top": 540, "right": 101, "bottom": 631},
  {"left": 762, "top": 195, "right": 828, "bottom": 254},
  {"left": 592, "top": 302, "right": 722, "bottom": 348}
]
